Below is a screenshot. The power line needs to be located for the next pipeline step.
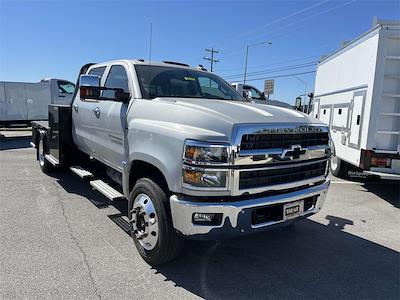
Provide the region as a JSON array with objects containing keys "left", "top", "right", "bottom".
[
  {"left": 217, "top": 54, "right": 319, "bottom": 73},
  {"left": 223, "top": 61, "right": 317, "bottom": 78},
  {"left": 221, "top": 0, "right": 331, "bottom": 44},
  {"left": 203, "top": 48, "right": 219, "bottom": 72},
  {"left": 222, "top": 61, "right": 318, "bottom": 80},
  {"left": 256, "top": 0, "right": 357, "bottom": 43},
  {"left": 217, "top": 0, "right": 356, "bottom": 62},
  {"left": 242, "top": 70, "right": 316, "bottom": 82}
]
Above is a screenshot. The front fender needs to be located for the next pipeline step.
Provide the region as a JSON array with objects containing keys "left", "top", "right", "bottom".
[{"left": 127, "top": 123, "right": 185, "bottom": 193}]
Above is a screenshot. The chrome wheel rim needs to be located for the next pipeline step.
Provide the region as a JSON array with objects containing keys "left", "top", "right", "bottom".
[
  {"left": 130, "top": 193, "right": 159, "bottom": 250},
  {"left": 331, "top": 155, "right": 338, "bottom": 171},
  {"left": 38, "top": 138, "right": 45, "bottom": 167}
]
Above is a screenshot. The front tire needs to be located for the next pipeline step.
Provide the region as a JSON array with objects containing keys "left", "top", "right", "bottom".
[
  {"left": 330, "top": 155, "right": 347, "bottom": 177},
  {"left": 128, "top": 178, "right": 183, "bottom": 266}
]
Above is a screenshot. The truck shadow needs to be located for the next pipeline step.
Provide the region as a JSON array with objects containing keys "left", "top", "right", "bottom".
[
  {"left": 361, "top": 181, "right": 400, "bottom": 208},
  {"left": 156, "top": 217, "right": 399, "bottom": 299},
  {"left": 333, "top": 174, "right": 400, "bottom": 209},
  {"left": 53, "top": 172, "right": 399, "bottom": 299}
]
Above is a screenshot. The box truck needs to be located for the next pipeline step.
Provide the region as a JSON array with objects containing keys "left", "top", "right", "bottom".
[
  {"left": 0, "top": 79, "right": 75, "bottom": 127},
  {"left": 310, "top": 19, "right": 400, "bottom": 179}
]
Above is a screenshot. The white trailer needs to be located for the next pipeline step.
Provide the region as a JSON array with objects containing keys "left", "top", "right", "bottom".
[
  {"left": 0, "top": 78, "right": 75, "bottom": 127},
  {"left": 310, "top": 19, "right": 400, "bottom": 179}
]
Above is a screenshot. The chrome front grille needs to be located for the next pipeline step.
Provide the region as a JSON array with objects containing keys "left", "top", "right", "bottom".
[
  {"left": 239, "top": 161, "right": 327, "bottom": 190},
  {"left": 228, "top": 124, "right": 330, "bottom": 196},
  {"left": 240, "top": 131, "right": 329, "bottom": 151}
]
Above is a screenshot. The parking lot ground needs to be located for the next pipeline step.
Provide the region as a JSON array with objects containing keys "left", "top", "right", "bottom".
[{"left": 1, "top": 130, "right": 399, "bottom": 299}]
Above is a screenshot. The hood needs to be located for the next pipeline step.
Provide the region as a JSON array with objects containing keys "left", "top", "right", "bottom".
[
  {"left": 162, "top": 98, "right": 322, "bottom": 124},
  {"left": 130, "top": 97, "right": 325, "bottom": 143}
]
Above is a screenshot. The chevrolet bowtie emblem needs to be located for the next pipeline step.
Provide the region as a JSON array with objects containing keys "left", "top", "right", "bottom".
[{"left": 280, "top": 145, "right": 307, "bottom": 160}]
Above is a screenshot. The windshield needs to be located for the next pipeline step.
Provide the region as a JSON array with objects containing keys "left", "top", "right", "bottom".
[{"left": 135, "top": 65, "right": 243, "bottom": 101}]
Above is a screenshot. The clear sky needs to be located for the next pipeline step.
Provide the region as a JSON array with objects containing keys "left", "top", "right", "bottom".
[{"left": 0, "top": 0, "right": 399, "bottom": 104}]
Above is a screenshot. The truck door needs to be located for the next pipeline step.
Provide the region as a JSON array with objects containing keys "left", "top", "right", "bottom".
[
  {"left": 25, "top": 82, "right": 51, "bottom": 120},
  {"left": 243, "top": 85, "right": 266, "bottom": 104},
  {"left": 319, "top": 105, "right": 332, "bottom": 127},
  {"left": 348, "top": 91, "right": 365, "bottom": 148},
  {"left": 72, "top": 66, "right": 106, "bottom": 156},
  {"left": 53, "top": 80, "right": 75, "bottom": 105},
  {"left": 4, "top": 82, "right": 27, "bottom": 121},
  {"left": 92, "top": 64, "right": 130, "bottom": 171}
]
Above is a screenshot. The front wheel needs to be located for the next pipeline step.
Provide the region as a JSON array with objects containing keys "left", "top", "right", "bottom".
[
  {"left": 330, "top": 155, "right": 347, "bottom": 178},
  {"left": 128, "top": 178, "right": 183, "bottom": 266}
]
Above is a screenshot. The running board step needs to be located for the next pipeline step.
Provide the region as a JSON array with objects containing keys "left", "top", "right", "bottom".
[
  {"left": 70, "top": 166, "right": 94, "bottom": 179},
  {"left": 90, "top": 179, "right": 124, "bottom": 201},
  {"left": 45, "top": 154, "right": 59, "bottom": 166}
]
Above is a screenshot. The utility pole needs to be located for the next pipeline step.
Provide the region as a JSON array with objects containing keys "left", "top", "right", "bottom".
[{"left": 203, "top": 48, "right": 219, "bottom": 72}]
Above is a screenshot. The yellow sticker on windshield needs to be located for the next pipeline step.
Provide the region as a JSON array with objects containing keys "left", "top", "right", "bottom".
[{"left": 184, "top": 77, "right": 196, "bottom": 81}]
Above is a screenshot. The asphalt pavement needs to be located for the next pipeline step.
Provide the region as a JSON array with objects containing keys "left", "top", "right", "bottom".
[{"left": 1, "top": 130, "right": 399, "bottom": 299}]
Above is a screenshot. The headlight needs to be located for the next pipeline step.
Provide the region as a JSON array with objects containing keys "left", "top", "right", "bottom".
[
  {"left": 182, "top": 166, "right": 228, "bottom": 188},
  {"left": 183, "top": 140, "right": 229, "bottom": 165},
  {"left": 182, "top": 140, "right": 230, "bottom": 189}
]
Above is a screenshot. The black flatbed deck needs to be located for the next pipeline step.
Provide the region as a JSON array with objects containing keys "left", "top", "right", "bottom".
[{"left": 31, "top": 120, "right": 49, "bottom": 130}]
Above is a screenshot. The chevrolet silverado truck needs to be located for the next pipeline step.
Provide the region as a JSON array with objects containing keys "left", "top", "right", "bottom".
[{"left": 31, "top": 59, "right": 331, "bottom": 266}]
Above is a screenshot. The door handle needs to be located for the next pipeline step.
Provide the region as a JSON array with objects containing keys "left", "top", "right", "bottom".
[
  {"left": 73, "top": 104, "right": 78, "bottom": 112},
  {"left": 59, "top": 95, "right": 66, "bottom": 98},
  {"left": 93, "top": 107, "right": 101, "bottom": 117}
]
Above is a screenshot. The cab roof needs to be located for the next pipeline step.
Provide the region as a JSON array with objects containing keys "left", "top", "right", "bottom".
[{"left": 92, "top": 59, "right": 207, "bottom": 72}]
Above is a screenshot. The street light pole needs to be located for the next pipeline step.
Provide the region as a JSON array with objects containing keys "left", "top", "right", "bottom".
[
  {"left": 293, "top": 75, "right": 307, "bottom": 113},
  {"left": 243, "top": 41, "right": 272, "bottom": 84},
  {"left": 244, "top": 45, "right": 250, "bottom": 84}
]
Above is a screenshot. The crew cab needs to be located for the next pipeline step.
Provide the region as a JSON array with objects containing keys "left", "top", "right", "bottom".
[{"left": 31, "top": 59, "right": 331, "bottom": 265}]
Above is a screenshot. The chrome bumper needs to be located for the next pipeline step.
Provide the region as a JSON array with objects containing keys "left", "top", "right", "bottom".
[{"left": 170, "top": 180, "right": 330, "bottom": 239}]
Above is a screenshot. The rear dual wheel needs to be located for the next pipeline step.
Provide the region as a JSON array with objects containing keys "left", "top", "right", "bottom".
[
  {"left": 37, "top": 133, "right": 53, "bottom": 173},
  {"left": 128, "top": 178, "right": 183, "bottom": 266}
]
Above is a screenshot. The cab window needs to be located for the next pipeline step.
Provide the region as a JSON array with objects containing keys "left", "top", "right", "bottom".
[
  {"left": 57, "top": 81, "right": 75, "bottom": 94},
  {"left": 88, "top": 66, "right": 106, "bottom": 79},
  {"left": 103, "top": 65, "right": 129, "bottom": 99},
  {"left": 198, "top": 77, "right": 230, "bottom": 99},
  {"left": 244, "top": 86, "right": 264, "bottom": 100}
]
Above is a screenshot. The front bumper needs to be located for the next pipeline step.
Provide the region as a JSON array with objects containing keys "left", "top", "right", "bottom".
[{"left": 170, "top": 179, "right": 330, "bottom": 240}]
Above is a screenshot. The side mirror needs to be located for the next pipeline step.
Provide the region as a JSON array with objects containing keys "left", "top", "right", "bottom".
[
  {"left": 243, "top": 90, "right": 252, "bottom": 101},
  {"left": 295, "top": 97, "right": 302, "bottom": 111},
  {"left": 80, "top": 75, "right": 101, "bottom": 100},
  {"left": 262, "top": 92, "right": 267, "bottom": 100},
  {"left": 115, "top": 90, "right": 130, "bottom": 103},
  {"left": 79, "top": 74, "right": 130, "bottom": 103}
]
